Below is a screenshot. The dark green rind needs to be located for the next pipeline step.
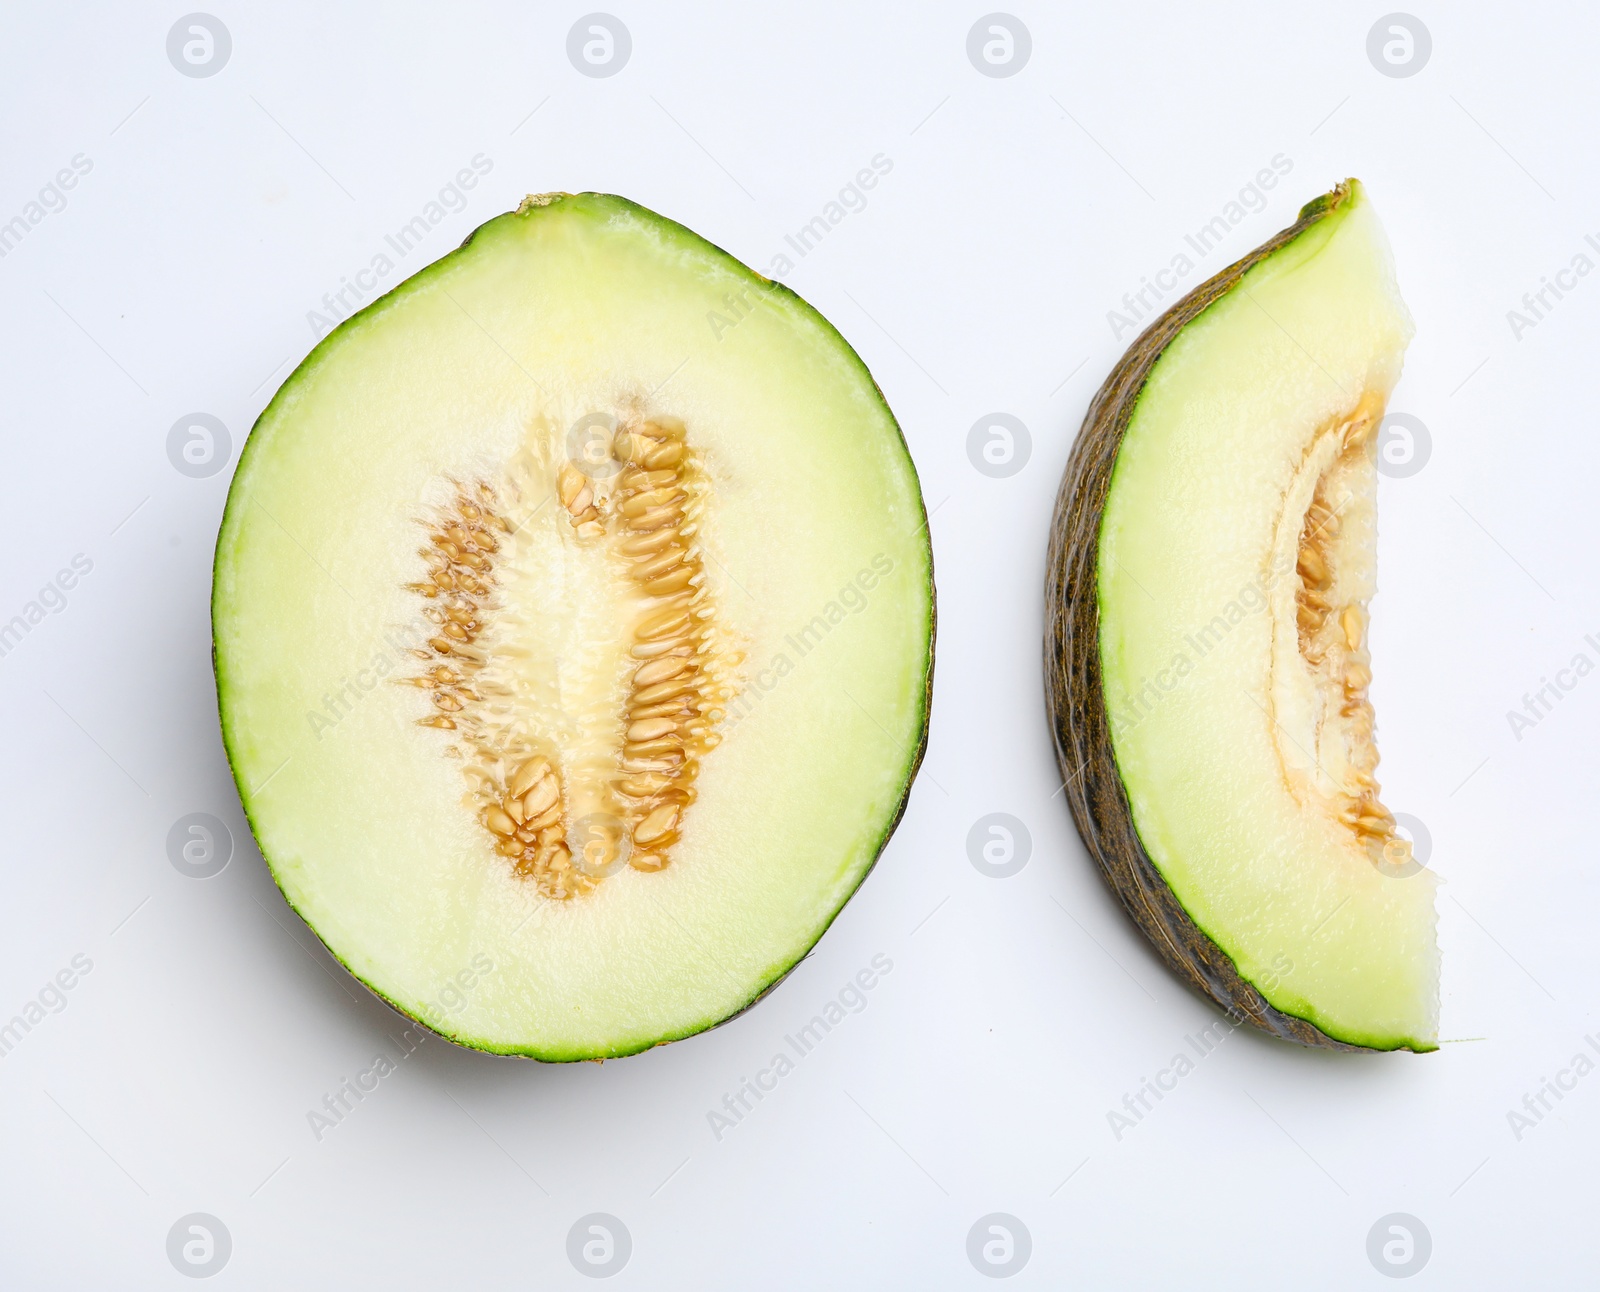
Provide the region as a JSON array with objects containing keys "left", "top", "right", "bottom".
[
  {"left": 213, "top": 192, "right": 935, "bottom": 1062},
  {"left": 1044, "top": 180, "right": 1427, "bottom": 1055}
]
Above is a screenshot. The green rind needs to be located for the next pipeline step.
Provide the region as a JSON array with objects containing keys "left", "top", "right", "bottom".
[
  {"left": 213, "top": 192, "right": 935, "bottom": 1061},
  {"left": 1044, "top": 180, "right": 1431, "bottom": 1054}
]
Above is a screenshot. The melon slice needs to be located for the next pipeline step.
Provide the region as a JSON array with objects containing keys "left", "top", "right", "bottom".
[{"left": 1046, "top": 179, "right": 1436, "bottom": 1051}]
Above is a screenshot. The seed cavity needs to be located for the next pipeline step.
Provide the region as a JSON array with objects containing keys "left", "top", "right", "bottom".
[
  {"left": 1269, "top": 391, "right": 1409, "bottom": 867},
  {"left": 403, "top": 413, "right": 740, "bottom": 898}
]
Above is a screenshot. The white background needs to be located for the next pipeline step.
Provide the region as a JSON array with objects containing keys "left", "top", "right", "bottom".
[{"left": 2, "top": 2, "right": 1596, "bottom": 1286}]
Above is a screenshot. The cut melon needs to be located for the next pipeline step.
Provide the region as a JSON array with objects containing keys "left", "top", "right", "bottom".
[
  {"left": 213, "top": 193, "right": 934, "bottom": 1060},
  {"left": 1046, "top": 180, "right": 1436, "bottom": 1051}
]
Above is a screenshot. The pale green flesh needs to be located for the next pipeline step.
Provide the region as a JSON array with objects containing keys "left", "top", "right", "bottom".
[
  {"left": 213, "top": 194, "right": 933, "bottom": 1060},
  {"left": 1097, "top": 186, "right": 1438, "bottom": 1050}
]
